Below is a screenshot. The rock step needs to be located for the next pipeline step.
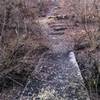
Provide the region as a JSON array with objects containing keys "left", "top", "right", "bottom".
[
  {"left": 49, "top": 24, "right": 66, "bottom": 28},
  {"left": 49, "top": 31, "right": 64, "bottom": 35},
  {"left": 56, "top": 15, "right": 69, "bottom": 20},
  {"left": 53, "top": 27, "right": 67, "bottom": 31},
  {"left": 47, "top": 15, "right": 69, "bottom": 20}
]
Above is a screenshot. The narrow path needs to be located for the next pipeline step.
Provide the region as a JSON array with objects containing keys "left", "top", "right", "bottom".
[
  {"left": 38, "top": 7, "right": 74, "bottom": 53},
  {"left": 19, "top": 2, "right": 90, "bottom": 100}
]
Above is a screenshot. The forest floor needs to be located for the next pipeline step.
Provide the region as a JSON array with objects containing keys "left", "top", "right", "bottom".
[{"left": 0, "top": 1, "right": 100, "bottom": 100}]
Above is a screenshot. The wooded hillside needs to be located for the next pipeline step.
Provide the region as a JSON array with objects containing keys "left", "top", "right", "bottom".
[{"left": 0, "top": 0, "right": 100, "bottom": 100}]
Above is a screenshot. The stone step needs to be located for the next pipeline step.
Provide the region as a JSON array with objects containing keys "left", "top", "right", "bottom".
[
  {"left": 49, "top": 24, "right": 66, "bottom": 28},
  {"left": 47, "top": 14, "right": 69, "bottom": 20},
  {"left": 49, "top": 31, "right": 64, "bottom": 35},
  {"left": 53, "top": 27, "right": 67, "bottom": 31},
  {"left": 56, "top": 15, "right": 69, "bottom": 20},
  {"left": 47, "top": 16, "right": 56, "bottom": 19}
]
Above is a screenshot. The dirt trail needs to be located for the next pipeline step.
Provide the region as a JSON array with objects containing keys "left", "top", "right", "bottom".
[
  {"left": 19, "top": 2, "right": 90, "bottom": 100},
  {"left": 38, "top": 6, "right": 74, "bottom": 53}
]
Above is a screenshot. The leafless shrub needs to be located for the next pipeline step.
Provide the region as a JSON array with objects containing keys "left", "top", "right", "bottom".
[
  {"left": 0, "top": 0, "right": 48, "bottom": 89},
  {"left": 71, "top": 0, "right": 100, "bottom": 51}
]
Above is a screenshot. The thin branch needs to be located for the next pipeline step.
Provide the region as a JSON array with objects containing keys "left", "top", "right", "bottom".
[
  {"left": 6, "top": 75, "right": 24, "bottom": 87},
  {"left": 0, "top": 7, "right": 7, "bottom": 47}
]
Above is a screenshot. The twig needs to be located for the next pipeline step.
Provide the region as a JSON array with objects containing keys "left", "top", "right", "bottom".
[
  {"left": 6, "top": 75, "right": 24, "bottom": 87},
  {"left": 19, "top": 78, "right": 31, "bottom": 100},
  {"left": 1, "top": 7, "right": 6, "bottom": 46}
]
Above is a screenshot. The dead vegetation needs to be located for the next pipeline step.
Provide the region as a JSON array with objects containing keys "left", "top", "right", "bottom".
[
  {"left": 0, "top": 0, "right": 100, "bottom": 100},
  {"left": 0, "top": 0, "right": 50, "bottom": 96},
  {"left": 68, "top": 0, "right": 100, "bottom": 99}
]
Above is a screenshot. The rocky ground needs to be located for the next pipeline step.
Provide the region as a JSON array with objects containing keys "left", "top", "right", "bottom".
[
  {"left": 0, "top": 0, "right": 100, "bottom": 100},
  {"left": 19, "top": 3, "right": 90, "bottom": 100}
]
